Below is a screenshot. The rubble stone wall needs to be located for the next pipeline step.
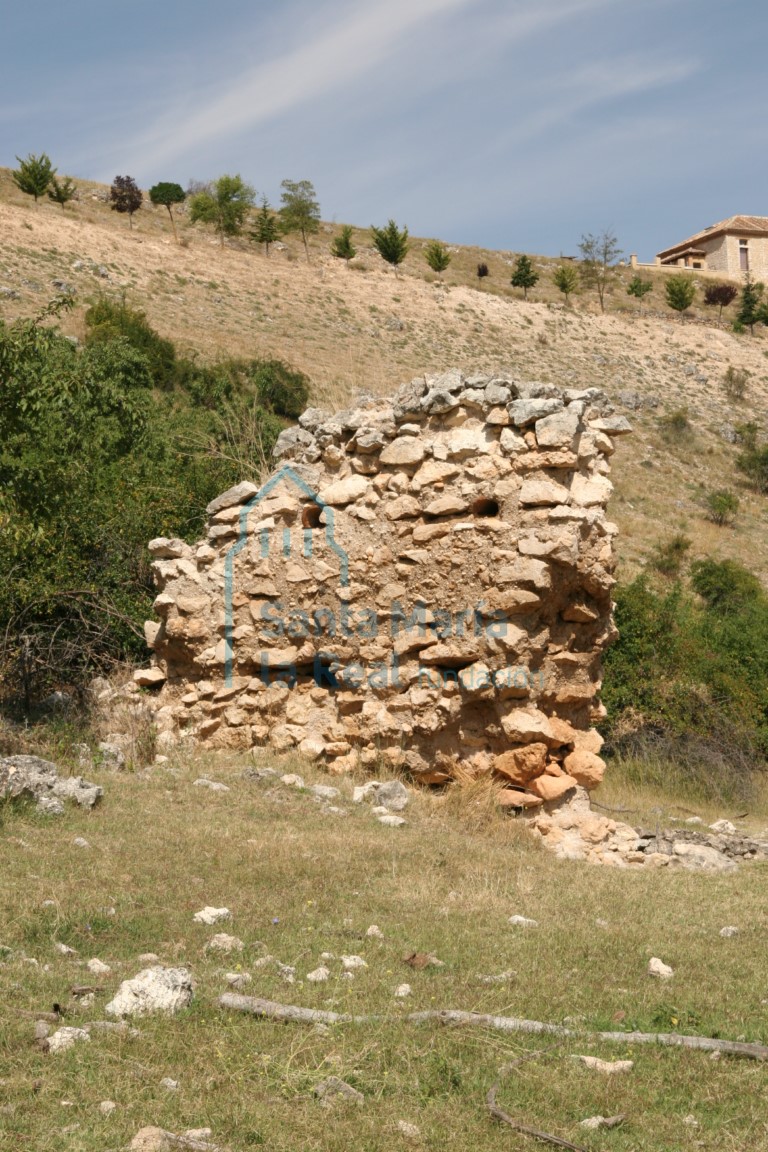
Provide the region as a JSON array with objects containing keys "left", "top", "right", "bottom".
[{"left": 137, "top": 369, "right": 631, "bottom": 809}]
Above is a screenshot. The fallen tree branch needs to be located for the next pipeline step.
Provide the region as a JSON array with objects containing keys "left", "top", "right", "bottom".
[
  {"left": 219, "top": 995, "right": 768, "bottom": 1061},
  {"left": 487, "top": 1083, "right": 589, "bottom": 1152}
]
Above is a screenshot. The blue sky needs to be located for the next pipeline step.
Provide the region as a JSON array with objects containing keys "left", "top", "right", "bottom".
[{"left": 2, "top": 0, "right": 765, "bottom": 260}]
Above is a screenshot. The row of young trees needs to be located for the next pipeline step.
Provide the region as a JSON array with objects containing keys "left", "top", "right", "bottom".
[{"left": 11, "top": 156, "right": 765, "bottom": 327}]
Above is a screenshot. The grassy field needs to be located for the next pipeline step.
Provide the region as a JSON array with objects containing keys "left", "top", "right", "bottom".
[{"left": 2, "top": 750, "right": 767, "bottom": 1151}]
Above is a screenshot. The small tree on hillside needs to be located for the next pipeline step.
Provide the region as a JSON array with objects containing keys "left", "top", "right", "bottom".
[
  {"left": 578, "top": 229, "right": 622, "bottom": 312},
  {"left": 371, "top": 220, "right": 409, "bottom": 276},
  {"left": 189, "top": 174, "right": 255, "bottom": 245},
  {"left": 47, "top": 175, "right": 77, "bottom": 208},
  {"left": 665, "top": 274, "right": 696, "bottom": 315},
  {"left": 279, "top": 179, "right": 321, "bottom": 262},
  {"left": 251, "top": 197, "right": 281, "bottom": 256},
  {"left": 477, "top": 262, "right": 489, "bottom": 281},
  {"left": 12, "top": 152, "right": 55, "bottom": 202},
  {"left": 553, "top": 263, "right": 579, "bottom": 302},
  {"left": 510, "top": 254, "right": 539, "bottom": 299},
  {"left": 627, "top": 274, "right": 653, "bottom": 303},
  {"left": 149, "top": 182, "right": 186, "bottom": 242},
  {"left": 110, "top": 175, "right": 143, "bottom": 228},
  {"left": 425, "top": 240, "right": 451, "bottom": 276},
  {"left": 704, "top": 282, "right": 738, "bottom": 319},
  {"left": 331, "top": 224, "right": 356, "bottom": 265},
  {"left": 736, "top": 273, "right": 764, "bottom": 335}
]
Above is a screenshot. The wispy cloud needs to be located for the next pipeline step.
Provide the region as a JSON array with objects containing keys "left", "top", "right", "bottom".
[{"left": 108, "top": 0, "right": 482, "bottom": 175}]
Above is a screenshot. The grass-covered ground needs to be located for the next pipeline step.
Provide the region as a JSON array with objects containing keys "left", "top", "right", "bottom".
[{"left": 1, "top": 750, "right": 767, "bottom": 1151}]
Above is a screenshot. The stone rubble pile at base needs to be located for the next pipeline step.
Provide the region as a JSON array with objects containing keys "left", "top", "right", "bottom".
[{"left": 116, "top": 366, "right": 732, "bottom": 866}]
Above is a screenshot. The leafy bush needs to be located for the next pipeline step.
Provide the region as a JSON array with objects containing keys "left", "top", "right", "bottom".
[
  {"left": 627, "top": 274, "right": 652, "bottom": 300},
  {"left": 704, "top": 282, "right": 738, "bottom": 318},
  {"left": 602, "top": 562, "right": 768, "bottom": 798},
  {"left": 658, "top": 406, "right": 691, "bottom": 441},
  {"left": 650, "top": 533, "right": 691, "bottom": 577},
  {"left": 723, "top": 365, "right": 749, "bottom": 400},
  {"left": 250, "top": 359, "right": 310, "bottom": 418},
  {"left": 424, "top": 240, "right": 451, "bottom": 275},
  {"left": 704, "top": 489, "right": 739, "bottom": 526},
  {"left": 0, "top": 300, "right": 295, "bottom": 711},
  {"left": 476, "top": 263, "right": 489, "bottom": 280},
  {"left": 85, "top": 298, "right": 177, "bottom": 390},
  {"left": 552, "top": 264, "right": 578, "bottom": 301},
  {"left": 736, "top": 435, "right": 768, "bottom": 493},
  {"left": 665, "top": 274, "right": 696, "bottom": 314}
]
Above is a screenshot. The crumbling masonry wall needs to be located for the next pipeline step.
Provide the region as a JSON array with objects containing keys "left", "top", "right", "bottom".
[{"left": 137, "top": 369, "right": 631, "bottom": 809}]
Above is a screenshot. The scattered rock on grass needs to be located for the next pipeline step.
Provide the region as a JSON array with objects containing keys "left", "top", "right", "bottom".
[
  {"left": 378, "top": 814, "right": 406, "bottom": 827},
  {"left": 47, "top": 1027, "right": 90, "bottom": 1054},
  {"left": 99, "top": 1100, "right": 117, "bottom": 1116},
  {"left": 342, "top": 955, "right": 367, "bottom": 971},
  {"left": 0, "top": 755, "right": 102, "bottom": 812},
  {"left": 366, "top": 924, "right": 384, "bottom": 939},
  {"left": 580, "top": 1114, "right": 625, "bottom": 1130},
  {"left": 376, "top": 780, "right": 409, "bottom": 812},
  {"left": 193, "top": 778, "right": 230, "bottom": 793},
  {"left": 314, "top": 1076, "right": 365, "bottom": 1104},
  {"left": 509, "top": 915, "right": 538, "bottom": 928},
  {"left": 224, "top": 971, "right": 251, "bottom": 988},
  {"left": 647, "top": 957, "right": 674, "bottom": 980},
  {"left": 720, "top": 926, "right": 739, "bottom": 938},
  {"left": 574, "top": 1055, "right": 633, "bottom": 1074},
  {"left": 307, "top": 966, "right": 330, "bottom": 982},
  {"left": 205, "top": 934, "right": 243, "bottom": 953},
  {"left": 709, "top": 819, "right": 736, "bottom": 835},
  {"left": 311, "top": 784, "right": 340, "bottom": 801},
  {"left": 397, "top": 1120, "right": 421, "bottom": 1139},
  {"left": 87, "top": 958, "right": 112, "bottom": 975},
  {"left": 394, "top": 983, "right": 412, "bottom": 998},
  {"left": 193, "top": 907, "right": 231, "bottom": 925},
  {"left": 105, "top": 966, "right": 193, "bottom": 1017}
]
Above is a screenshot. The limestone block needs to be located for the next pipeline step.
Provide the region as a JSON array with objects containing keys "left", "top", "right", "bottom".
[
  {"left": 519, "top": 478, "right": 571, "bottom": 507},
  {"left": 570, "top": 474, "right": 613, "bottom": 507},
  {"left": 563, "top": 750, "right": 606, "bottom": 789},
  {"left": 535, "top": 409, "right": 580, "bottom": 448},
  {"left": 529, "top": 773, "right": 579, "bottom": 801},
  {"left": 494, "top": 742, "right": 548, "bottom": 784},
  {"left": 380, "top": 438, "right": 427, "bottom": 467},
  {"left": 500, "top": 707, "right": 554, "bottom": 744},
  {"left": 508, "top": 398, "right": 563, "bottom": 426},
  {"left": 318, "top": 474, "right": 370, "bottom": 506},
  {"left": 385, "top": 495, "right": 421, "bottom": 520},
  {"left": 206, "top": 482, "right": 259, "bottom": 517}
]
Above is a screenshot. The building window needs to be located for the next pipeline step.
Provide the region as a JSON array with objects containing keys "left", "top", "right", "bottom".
[{"left": 740, "top": 239, "right": 749, "bottom": 271}]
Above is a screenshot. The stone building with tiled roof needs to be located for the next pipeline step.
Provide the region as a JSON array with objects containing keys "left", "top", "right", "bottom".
[{"left": 656, "top": 216, "right": 768, "bottom": 277}]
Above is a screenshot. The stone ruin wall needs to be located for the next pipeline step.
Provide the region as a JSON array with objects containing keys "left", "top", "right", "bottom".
[{"left": 136, "top": 368, "right": 631, "bottom": 812}]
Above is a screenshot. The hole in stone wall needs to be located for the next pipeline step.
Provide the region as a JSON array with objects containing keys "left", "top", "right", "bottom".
[
  {"left": 471, "top": 498, "right": 500, "bottom": 517},
  {"left": 302, "top": 502, "right": 323, "bottom": 529}
]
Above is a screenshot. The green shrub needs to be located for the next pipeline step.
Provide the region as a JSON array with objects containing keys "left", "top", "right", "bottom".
[
  {"left": 658, "top": 406, "right": 691, "bottom": 440},
  {"left": 250, "top": 359, "right": 310, "bottom": 418},
  {"left": 723, "top": 365, "right": 749, "bottom": 399},
  {"left": 704, "top": 489, "right": 739, "bottom": 526},
  {"left": 0, "top": 300, "right": 292, "bottom": 711},
  {"left": 85, "top": 298, "right": 177, "bottom": 390},
  {"left": 650, "top": 533, "right": 691, "bottom": 577},
  {"left": 736, "top": 438, "right": 768, "bottom": 493},
  {"left": 602, "top": 561, "right": 768, "bottom": 797}
]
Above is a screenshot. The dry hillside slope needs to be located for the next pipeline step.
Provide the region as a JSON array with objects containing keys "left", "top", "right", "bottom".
[{"left": 1, "top": 170, "right": 767, "bottom": 581}]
